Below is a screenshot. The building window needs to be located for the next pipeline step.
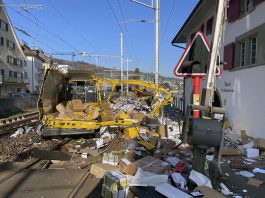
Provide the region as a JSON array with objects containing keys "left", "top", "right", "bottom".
[
  {"left": 7, "top": 55, "right": 13, "bottom": 64},
  {"left": 0, "top": 37, "right": 4, "bottom": 45},
  {"left": 0, "top": 69, "right": 4, "bottom": 76},
  {"left": 0, "top": 20, "right": 8, "bottom": 32},
  {"left": 235, "top": 23, "right": 262, "bottom": 68},
  {"left": 14, "top": 71, "right": 17, "bottom": 78},
  {"left": 9, "top": 70, "right": 13, "bottom": 77},
  {"left": 250, "top": 37, "right": 257, "bottom": 64},
  {"left": 6, "top": 39, "right": 15, "bottom": 50},
  {"left": 24, "top": 71, "right": 28, "bottom": 79},
  {"left": 240, "top": 41, "right": 246, "bottom": 66},
  {"left": 206, "top": 17, "right": 213, "bottom": 35},
  {"left": 241, "top": 0, "right": 254, "bottom": 16}
]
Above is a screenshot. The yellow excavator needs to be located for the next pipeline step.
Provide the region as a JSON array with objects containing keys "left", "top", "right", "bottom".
[{"left": 37, "top": 70, "right": 172, "bottom": 136}]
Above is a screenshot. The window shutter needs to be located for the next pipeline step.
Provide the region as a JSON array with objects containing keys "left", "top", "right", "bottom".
[
  {"left": 224, "top": 43, "right": 235, "bottom": 70},
  {"left": 253, "top": 0, "right": 264, "bottom": 6},
  {"left": 227, "top": 0, "right": 241, "bottom": 23}
]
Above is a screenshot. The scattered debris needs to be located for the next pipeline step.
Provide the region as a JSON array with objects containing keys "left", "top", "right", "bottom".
[
  {"left": 189, "top": 170, "right": 212, "bottom": 188},
  {"left": 239, "top": 171, "right": 254, "bottom": 178},
  {"left": 155, "top": 183, "right": 192, "bottom": 198},
  {"left": 247, "top": 178, "right": 264, "bottom": 187}
]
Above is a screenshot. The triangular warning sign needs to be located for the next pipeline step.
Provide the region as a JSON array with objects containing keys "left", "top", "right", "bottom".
[{"left": 174, "top": 31, "right": 221, "bottom": 77}]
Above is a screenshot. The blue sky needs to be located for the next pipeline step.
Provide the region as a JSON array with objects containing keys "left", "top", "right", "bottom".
[{"left": 4, "top": 0, "right": 198, "bottom": 77}]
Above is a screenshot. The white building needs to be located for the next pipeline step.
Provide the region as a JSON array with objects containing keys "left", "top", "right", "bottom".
[
  {"left": 172, "top": 0, "right": 265, "bottom": 138},
  {"left": 21, "top": 44, "right": 47, "bottom": 93}
]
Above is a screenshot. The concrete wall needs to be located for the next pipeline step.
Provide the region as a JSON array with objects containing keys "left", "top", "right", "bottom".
[{"left": 0, "top": 96, "right": 37, "bottom": 118}]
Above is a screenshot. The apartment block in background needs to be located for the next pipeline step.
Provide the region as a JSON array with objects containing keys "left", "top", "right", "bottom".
[
  {"left": 21, "top": 44, "right": 48, "bottom": 93},
  {"left": 0, "top": 1, "right": 27, "bottom": 97}
]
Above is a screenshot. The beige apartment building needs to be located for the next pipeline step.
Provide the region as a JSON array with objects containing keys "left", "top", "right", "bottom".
[{"left": 0, "top": 1, "right": 27, "bottom": 97}]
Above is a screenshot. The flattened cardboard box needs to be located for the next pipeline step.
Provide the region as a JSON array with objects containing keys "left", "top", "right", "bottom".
[
  {"left": 90, "top": 163, "right": 118, "bottom": 178},
  {"left": 220, "top": 148, "right": 241, "bottom": 156},
  {"left": 254, "top": 138, "right": 265, "bottom": 150},
  {"left": 136, "top": 156, "right": 170, "bottom": 174},
  {"left": 119, "top": 158, "right": 137, "bottom": 176},
  {"left": 66, "top": 99, "right": 84, "bottom": 111}
]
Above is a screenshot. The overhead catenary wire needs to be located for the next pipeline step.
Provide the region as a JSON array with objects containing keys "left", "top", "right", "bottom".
[
  {"left": 161, "top": 0, "right": 175, "bottom": 43},
  {"left": 105, "top": 0, "right": 134, "bottom": 59},
  {"left": 15, "top": 26, "right": 59, "bottom": 52},
  {"left": 45, "top": 0, "right": 97, "bottom": 52},
  {"left": 6, "top": 5, "right": 79, "bottom": 51},
  {"left": 117, "top": 0, "right": 137, "bottom": 60}
]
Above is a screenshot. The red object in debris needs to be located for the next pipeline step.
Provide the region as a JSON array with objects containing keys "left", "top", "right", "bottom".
[{"left": 175, "top": 162, "right": 188, "bottom": 173}]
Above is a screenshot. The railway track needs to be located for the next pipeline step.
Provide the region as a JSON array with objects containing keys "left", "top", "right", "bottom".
[
  {"left": 0, "top": 111, "right": 39, "bottom": 135},
  {"left": 0, "top": 138, "right": 72, "bottom": 185}
]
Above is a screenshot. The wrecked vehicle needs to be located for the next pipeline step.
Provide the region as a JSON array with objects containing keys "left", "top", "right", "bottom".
[{"left": 37, "top": 69, "right": 172, "bottom": 137}]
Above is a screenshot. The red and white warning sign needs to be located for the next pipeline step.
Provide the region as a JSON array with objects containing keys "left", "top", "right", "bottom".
[{"left": 174, "top": 31, "right": 221, "bottom": 77}]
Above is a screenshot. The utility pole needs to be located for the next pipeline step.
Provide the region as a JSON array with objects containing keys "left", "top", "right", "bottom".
[
  {"left": 154, "top": 0, "right": 160, "bottom": 86},
  {"left": 125, "top": 58, "right": 133, "bottom": 92},
  {"left": 129, "top": 0, "right": 160, "bottom": 86},
  {"left": 120, "top": 32, "right": 124, "bottom": 91}
]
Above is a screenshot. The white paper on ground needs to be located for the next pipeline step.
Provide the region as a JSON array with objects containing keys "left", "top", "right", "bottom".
[
  {"left": 220, "top": 183, "right": 233, "bottom": 195},
  {"left": 155, "top": 183, "right": 192, "bottom": 198},
  {"left": 189, "top": 170, "right": 212, "bottom": 188},
  {"left": 172, "top": 172, "right": 186, "bottom": 185},
  {"left": 165, "top": 156, "right": 181, "bottom": 167},
  {"left": 239, "top": 171, "right": 254, "bottom": 178},
  {"left": 253, "top": 168, "right": 265, "bottom": 174},
  {"left": 129, "top": 168, "right": 168, "bottom": 187}
]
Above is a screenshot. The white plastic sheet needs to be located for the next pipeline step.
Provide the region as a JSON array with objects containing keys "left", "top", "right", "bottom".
[
  {"left": 129, "top": 168, "right": 168, "bottom": 187},
  {"left": 189, "top": 170, "right": 212, "bottom": 188}
]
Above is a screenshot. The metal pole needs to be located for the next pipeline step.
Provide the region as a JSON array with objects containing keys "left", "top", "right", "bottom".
[
  {"left": 120, "top": 32, "right": 123, "bottom": 91},
  {"left": 154, "top": 0, "right": 160, "bottom": 86},
  {"left": 204, "top": 0, "right": 227, "bottom": 107},
  {"left": 126, "top": 58, "right": 129, "bottom": 92}
]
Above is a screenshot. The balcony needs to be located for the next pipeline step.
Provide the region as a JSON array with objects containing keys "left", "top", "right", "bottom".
[{"left": 0, "top": 75, "right": 26, "bottom": 84}]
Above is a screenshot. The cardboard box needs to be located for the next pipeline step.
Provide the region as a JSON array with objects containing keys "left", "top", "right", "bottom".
[
  {"left": 84, "top": 105, "right": 100, "bottom": 119},
  {"left": 136, "top": 156, "right": 170, "bottom": 174},
  {"left": 66, "top": 99, "right": 84, "bottom": 112},
  {"left": 247, "top": 178, "right": 264, "bottom": 187},
  {"left": 103, "top": 153, "right": 119, "bottom": 166},
  {"left": 119, "top": 158, "right": 137, "bottom": 176},
  {"left": 159, "top": 139, "right": 176, "bottom": 150},
  {"left": 103, "top": 171, "right": 129, "bottom": 191},
  {"left": 254, "top": 138, "right": 265, "bottom": 150},
  {"left": 100, "top": 103, "right": 114, "bottom": 121},
  {"left": 133, "top": 113, "right": 146, "bottom": 122},
  {"left": 158, "top": 124, "right": 167, "bottom": 137},
  {"left": 56, "top": 103, "right": 68, "bottom": 113},
  {"left": 153, "top": 149, "right": 162, "bottom": 159},
  {"left": 101, "top": 184, "right": 128, "bottom": 198},
  {"left": 90, "top": 163, "right": 118, "bottom": 178},
  {"left": 195, "top": 186, "right": 226, "bottom": 198},
  {"left": 220, "top": 148, "right": 241, "bottom": 156}
]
